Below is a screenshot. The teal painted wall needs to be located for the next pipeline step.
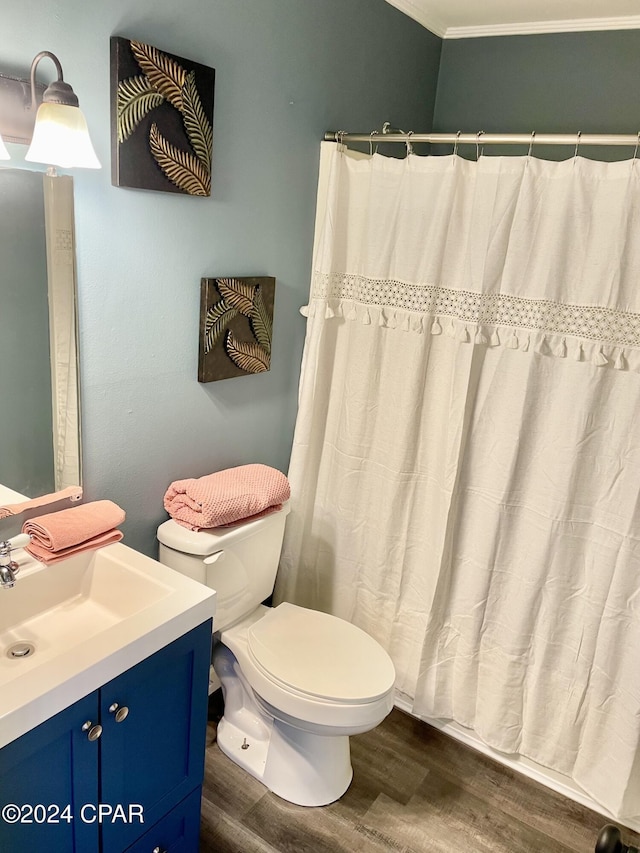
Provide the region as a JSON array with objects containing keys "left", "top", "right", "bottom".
[
  {"left": 434, "top": 30, "right": 640, "bottom": 161},
  {"left": 1, "top": 0, "right": 441, "bottom": 554}
]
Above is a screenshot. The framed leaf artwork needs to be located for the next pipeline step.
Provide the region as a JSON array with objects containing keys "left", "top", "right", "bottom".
[
  {"left": 110, "top": 36, "right": 215, "bottom": 196},
  {"left": 198, "top": 277, "right": 276, "bottom": 383}
]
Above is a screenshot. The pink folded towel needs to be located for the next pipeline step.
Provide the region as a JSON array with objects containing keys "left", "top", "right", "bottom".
[
  {"left": 164, "top": 464, "right": 290, "bottom": 531},
  {"left": 22, "top": 500, "right": 126, "bottom": 565},
  {"left": 0, "top": 485, "right": 83, "bottom": 519}
]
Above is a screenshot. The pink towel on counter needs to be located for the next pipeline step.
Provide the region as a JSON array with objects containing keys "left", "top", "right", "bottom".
[
  {"left": 22, "top": 500, "right": 125, "bottom": 565},
  {"left": 164, "top": 464, "right": 290, "bottom": 531},
  {"left": 0, "top": 485, "right": 83, "bottom": 519}
]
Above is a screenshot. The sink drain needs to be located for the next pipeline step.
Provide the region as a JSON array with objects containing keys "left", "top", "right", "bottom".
[{"left": 6, "top": 642, "right": 35, "bottom": 659}]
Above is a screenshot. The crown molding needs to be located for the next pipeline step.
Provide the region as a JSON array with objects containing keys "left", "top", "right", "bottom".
[
  {"left": 384, "top": 1, "right": 640, "bottom": 40},
  {"left": 384, "top": 0, "right": 447, "bottom": 37},
  {"left": 444, "top": 14, "right": 640, "bottom": 39}
]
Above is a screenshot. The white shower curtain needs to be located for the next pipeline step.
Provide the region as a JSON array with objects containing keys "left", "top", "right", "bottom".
[{"left": 276, "top": 142, "right": 640, "bottom": 819}]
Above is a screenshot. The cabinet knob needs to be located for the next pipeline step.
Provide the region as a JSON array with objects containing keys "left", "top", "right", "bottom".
[
  {"left": 108, "top": 702, "right": 129, "bottom": 723},
  {"left": 81, "top": 721, "right": 103, "bottom": 741}
]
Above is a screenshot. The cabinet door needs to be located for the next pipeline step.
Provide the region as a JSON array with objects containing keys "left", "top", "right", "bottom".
[
  {"left": 100, "top": 620, "right": 212, "bottom": 852},
  {"left": 0, "top": 690, "right": 100, "bottom": 853},
  {"left": 123, "top": 787, "right": 202, "bottom": 853}
]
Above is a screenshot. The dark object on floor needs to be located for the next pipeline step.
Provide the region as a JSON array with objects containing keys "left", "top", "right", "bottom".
[
  {"left": 596, "top": 825, "right": 639, "bottom": 853},
  {"left": 207, "top": 687, "right": 224, "bottom": 723}
]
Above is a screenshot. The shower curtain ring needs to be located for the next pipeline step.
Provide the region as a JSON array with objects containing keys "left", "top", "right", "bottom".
[
  {"left": 453, "top": 130, "right": 461, "bottom": 156},
  {"left": 633, "top": 132, "right": 640, "bottom": 163},
  {"left": 476, "top": 130, "right": 485, "bottom": 161},
  {"left": 573, "top": 131, "right": 582, "bottom": 161},
  {"left": 406, "top": 130, "right": 414, "bottom": 157},
  {"left": 369, "top": 129, "right": 379, "bottom": 156},
  {"left": 528, "top": 131, "right": 536, "bottom": 158}
]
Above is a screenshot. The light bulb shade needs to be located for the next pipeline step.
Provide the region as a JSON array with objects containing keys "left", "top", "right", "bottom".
[
  {"left": 25, "top": 103, "right": 100, "bottom": 169},
  {"left": 0, "top": 135, "right": 10, "bottom": 161}
]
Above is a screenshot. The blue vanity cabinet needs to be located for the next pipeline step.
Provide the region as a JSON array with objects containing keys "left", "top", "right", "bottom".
[
  {"left": 0, "top": 619, "right": 212, "bottom": 853},
  {"left": 0, "top": 690, "right": 100, "bottom": 852},
  {"left": 100, "top": 619, "right": 212, "bottom": 852}
]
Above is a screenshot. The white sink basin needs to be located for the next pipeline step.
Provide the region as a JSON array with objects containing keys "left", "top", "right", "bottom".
[
  {"left": 0, "top": 547, "right": 172, "bottom": 669},
  {"left": 0, "top": 543, "right": 215, "bottom": 748}
]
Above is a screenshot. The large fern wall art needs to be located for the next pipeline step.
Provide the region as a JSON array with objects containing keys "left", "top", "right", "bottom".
[
  {"left": 110, "top": 37, "right": 215, "bottom": 196},
  {"left": 198, "top": 277, "right": 276, "bottom": 383}
]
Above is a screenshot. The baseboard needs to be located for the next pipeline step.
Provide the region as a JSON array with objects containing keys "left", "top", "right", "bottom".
[{"left": 394, "top": 695, "right": 640, "bottom": 834}]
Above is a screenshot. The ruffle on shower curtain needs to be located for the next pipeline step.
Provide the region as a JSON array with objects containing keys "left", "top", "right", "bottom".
[
  {"left": 276, "top": 143, "right": 640, "bottom": 820},
  {"left": 302, "top": 147, "right": 640, "bottom": 370},
  {"left": 300, "top": 291, "right": 637, "bottom": 368}
]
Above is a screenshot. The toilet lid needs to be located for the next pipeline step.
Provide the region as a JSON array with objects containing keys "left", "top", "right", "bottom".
[{"left": 247, "top": 603, "right": 395, "bottom": 703}]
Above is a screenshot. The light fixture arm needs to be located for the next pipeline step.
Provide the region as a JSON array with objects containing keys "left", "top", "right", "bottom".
[{"left": 29, "top": 51, "right": 79, "bottom": 111}]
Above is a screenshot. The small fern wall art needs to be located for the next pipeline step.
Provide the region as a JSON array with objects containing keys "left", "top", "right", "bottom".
[
  {"left": 198, "top": 277, "right": 276, "bottom": 383},
  {"left": 110, "top": 36, "right": 215, "bottom": 196}
]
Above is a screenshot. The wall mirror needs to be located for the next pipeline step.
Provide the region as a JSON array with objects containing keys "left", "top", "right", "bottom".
[{"left": 0, "top": 168, "right": 81, "bottom": 503}]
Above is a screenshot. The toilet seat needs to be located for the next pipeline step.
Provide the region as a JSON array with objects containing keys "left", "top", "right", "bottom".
[
  {"left": 221, "top": 604, "right": 396, "bottom": 731},
  {"left": 247, "top": 603, "right": 395, "bottom": 703}
]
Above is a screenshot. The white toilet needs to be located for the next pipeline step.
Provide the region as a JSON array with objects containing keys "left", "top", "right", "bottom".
[{"left": 157, "top": 502, "right": 396, "bottom": 807}]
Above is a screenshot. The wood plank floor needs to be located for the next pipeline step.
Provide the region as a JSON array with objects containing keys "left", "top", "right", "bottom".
[{"left": 200, "top": 707, "right": 640, "bottom": 853}]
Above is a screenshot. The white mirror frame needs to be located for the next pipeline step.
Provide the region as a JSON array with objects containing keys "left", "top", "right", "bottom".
[{"left": 43, "top": 173, "right": 82, "bottom": 490}]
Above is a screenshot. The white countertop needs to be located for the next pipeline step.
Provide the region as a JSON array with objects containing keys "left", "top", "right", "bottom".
[
  {"left": 0, "top": 542, "right": 216, "bottom": 748},
  {"left": 0, "top": 483, "right": 28, "bottom": 505}
]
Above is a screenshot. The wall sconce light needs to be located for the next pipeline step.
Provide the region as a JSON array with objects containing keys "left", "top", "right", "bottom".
[{"left": 0, "top": 51, "right": 100, "bottom": 169}]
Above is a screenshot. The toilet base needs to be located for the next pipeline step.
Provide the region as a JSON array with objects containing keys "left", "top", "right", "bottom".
[
  {"left": 217, "top": 713, "right": 353, "bottom": 807},
  {"left": 214, "top": 642, "right": 353, "bottom": 806}
]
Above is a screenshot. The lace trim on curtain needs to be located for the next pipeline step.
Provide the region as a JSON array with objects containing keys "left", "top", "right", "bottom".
[{"left": 299, "top": 272, "right": 640, "bottom": 370}]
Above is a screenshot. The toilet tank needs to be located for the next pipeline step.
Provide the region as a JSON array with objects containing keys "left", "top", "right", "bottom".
[{"left": 157, "top": 503, "right": 290, "bottom": 632}]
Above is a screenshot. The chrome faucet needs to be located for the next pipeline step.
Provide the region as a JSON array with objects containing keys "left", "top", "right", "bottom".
[
  {"left": 0, "top": 533, "right": 31, "bottom": 589},
  {"left": 0, "top": 562, "right": 18, "bottom": 588}
]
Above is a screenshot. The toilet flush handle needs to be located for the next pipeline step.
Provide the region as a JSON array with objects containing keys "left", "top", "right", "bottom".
[{"left": 203, "top": 550, "right": 225, "bottom": 566}]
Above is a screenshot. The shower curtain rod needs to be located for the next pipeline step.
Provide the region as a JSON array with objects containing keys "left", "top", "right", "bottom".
[{"left": 324, "top": 130, "right": 640, "bottom": 148}]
